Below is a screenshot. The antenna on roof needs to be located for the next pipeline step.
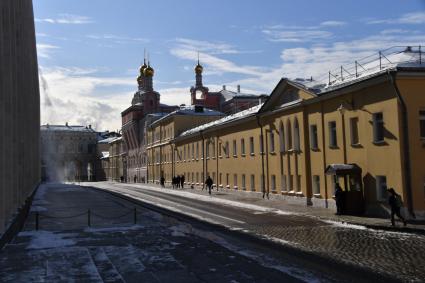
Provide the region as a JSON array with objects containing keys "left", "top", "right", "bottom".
[
  {"left": 197, "top": 51, "right": 200, "bottom": 65},
  {"left": 144, "top": 48, "right": 146, "bottom": 64}
]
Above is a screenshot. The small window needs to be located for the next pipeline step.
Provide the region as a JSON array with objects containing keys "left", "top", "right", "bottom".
[
  {"left": 259, "top": 135, "right": 264, "bottom": 154},
  {"left": 281, "top": 174, "right": 287, "bottom": 191},
  {"left": 212, "top": 142, "right": 216, "bottom": 158},
  {"left": 205, "top": 142, "right": 209, "bottom": 158},
  {"left": 241, "top": 138, "right": 246, "bottom": 155},
  {"left": 225, "top": 141, "right": 230, "bottom": 158},
  {"left": 279, "top": 123, "right": 286, "bottom": 152},
  {"left": 294, "top": 119, "right": 300, "bottom": 151},
  {"left": 297, "top": 175, "right": 301, "bottom": 192},
  {"left": 226, "top": 173, "right": 229, "bottom": 186},
  {"left": 328, "top": 121, "right": 337, "bottom": 148},
  {"left": 289, "top": 175, "right": 293, "bottom": 191},
  {"left": 249, "top": 137, "right": 255, "bottom": 155},
  {"left": 286, "top": 120, "right": 293, "bottom": 150},
  {"left": 192, "top": 143, "right": 194, "bottom": 159},
  {"left": 242, "top": 174, "right": 246, "bottom": 190},
  {"left": 219, "top": 173, "right": 222, "bottom": 185},
  {"left": 350, "top": 117, "right": 359, "bottom": 145},
  {"left": 313, "top": 175, "right": 320, "bottom": 195},
  {"left": 376, "top": 175, "right": 387, "bottom": 201},
  {"left": 419, "top": 110, "right": 425, "bottom": 139},
  {"left": 269, "top": 131, "right": 275, "bottom": 153},
  {"left": 233, "top": 174, "right": 238, "bottom": 188},
  {"left": 310, "top": 125, "right": 318, "bottom": 150},
  {"left": 261, "top": 174, "right": 265, "bottom": 190},
  {"left": 218, "top": 142, "right": 222, "bottom": 157},
  {"left": 271, "top": 175, "right": 276, "bottom": 192},
  {"left": 196, "top": 142, "right": 199, "bottom": 159},
  {"left": 233, "top": 140, "right": 237, "bottom": 156},
  {"left": 250, "top": 174, "right": 255, "bottom": 191},
  {"left": 373, "top": 112, "right": 384, "bottom": 143}
]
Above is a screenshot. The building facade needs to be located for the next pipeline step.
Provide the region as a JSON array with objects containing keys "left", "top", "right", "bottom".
[
  {"left": 0, "top": 0, "right": 40, "bottom": 236},
  {"left": 146, "top": 47, "right": 425, "bottom": 218},
  {"left": 40, "top": 124, "right": 98, "bottom": 181}
]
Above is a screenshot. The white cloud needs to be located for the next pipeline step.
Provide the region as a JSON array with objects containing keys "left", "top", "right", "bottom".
[
  {"left": 37, "top": 43, "right": 59, "bottom": 58},
  {"left": 368, "top": 11, "right": 425, "bottom": 25},
  {"left": 36, "top": 14, "right": 93, "bottom": 24},
  {"left": 320, "top": 20, "right": 346, "bottom": 27},
  {"left": 86, "top": 34, "right": 149, "bottom": 44},
  {"left": 262, "top": 29, "right": 332, "bottom": 42}
]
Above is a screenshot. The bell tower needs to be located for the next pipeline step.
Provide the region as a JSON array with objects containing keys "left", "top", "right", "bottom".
[{"left": 190, "top": 54, "right": 209, "bottom": 105}]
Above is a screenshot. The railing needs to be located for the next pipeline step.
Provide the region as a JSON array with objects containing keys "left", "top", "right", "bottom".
[
  {"left": 309, "top": 45, "right": 423, "bottom": 88},
  {"left": 34, "top": 207, "right": 139, "bottom": 230}
]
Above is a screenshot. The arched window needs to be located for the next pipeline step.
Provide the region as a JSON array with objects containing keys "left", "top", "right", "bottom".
[
  {"left": 286, "top": 120, "right": 293, "bottom": 150},
  {"left": 269, "top": 129, "right": 275, "bottom": 153},
  {"left": 294, "top": 118, "right": 300, "bottom": 151},
  {"left": 279, "top": 122, "right": 285, "bottom": 152}
]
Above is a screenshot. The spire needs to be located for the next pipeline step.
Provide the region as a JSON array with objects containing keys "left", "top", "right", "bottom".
[{"left": 195, "top": 52, "right": 203, "bottom": 87}]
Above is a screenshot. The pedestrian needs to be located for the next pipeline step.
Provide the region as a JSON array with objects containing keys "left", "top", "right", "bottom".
[
  {"left": 205, "top": 176, "right": 213, "bottom": 195},
  {"left": 180, "top": 174, "right": 185, "bottom": 189},
  {"left": 120, "top": 176, "right": 124, "bottom": 183},
  {"left": 387, "top": 188, "right": 407, "bottom": 226},
  {"left": 176, "top": 175, "right": 181, "bottom": 188},
  {"left": 172, "top": 176, "right": 176, "bottom": 189},
  {"left": 334, "top": 183, "right": 344, "bottom": 215},
  {"left": 160, "top": 176, "right": 165, "bottom": 188},
  {"left": 134, "top": 175, "right": 137, "bottom": 183}
]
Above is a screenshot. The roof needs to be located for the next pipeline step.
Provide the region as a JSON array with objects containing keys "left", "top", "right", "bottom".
[
  {"left": 295, "top": 46, "right": 425, "bottom": 95},
  {"left": 40, "top": 124, "right": 96, "bottom": 133},
  {"left": 180, "top": 103, "right": 263, "bottom": 137},
  {"left": 214, "top": 89, "right": 263, "bottom": 101},
  {"left": 150, "top": 106, "right": 224, "bottom": 127},
  {"left": 100, "top": 151, "right": 109, "bottom": 159},
  {"left": 325, "top": 164, "right": 362, "bottom": 175},
  {"left": 98, "top": 137, "right": 119, "bottom": 144}
]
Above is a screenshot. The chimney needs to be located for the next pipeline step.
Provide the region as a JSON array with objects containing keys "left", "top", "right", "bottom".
[
  {"left": 222, "top": 85, "right": 226, "bottom": 90},
  {"left": 65, "top": 122, "right": 68, "bottom": 127},
  {"left": 237, "top": 85, "right": 240, "bottom": 93},
  {"left": 88, "top": 124, "right": 92, "bottom": 129}
]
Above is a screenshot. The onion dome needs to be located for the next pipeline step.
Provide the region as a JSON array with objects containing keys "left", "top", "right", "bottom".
[
  {"left": 139, "top": 61, "right": 147, "bottom": 76},
  {"left": 195, "top": 63, "right": 203, "bottom": 74},
  {"left": 144, "top": 64, "right": 154, "bottom": 77}
]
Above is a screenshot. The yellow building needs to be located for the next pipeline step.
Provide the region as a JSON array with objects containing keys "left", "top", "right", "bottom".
[{"left": 146, "top": 47, "right": 425, "bottom": 218}]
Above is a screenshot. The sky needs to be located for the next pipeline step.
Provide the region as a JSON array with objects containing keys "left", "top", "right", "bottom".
[{"left": 34, "top": 0, "right": 425, "bottom": 131}]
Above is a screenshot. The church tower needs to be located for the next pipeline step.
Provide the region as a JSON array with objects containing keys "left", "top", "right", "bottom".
[{"left": 190, "top": 56, "right": 209, "bottom": 105}]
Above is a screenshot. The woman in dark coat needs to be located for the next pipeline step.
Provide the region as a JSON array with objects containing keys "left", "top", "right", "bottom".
[{"left": 388, "top": 188, "right": 407, "bottom": 226}]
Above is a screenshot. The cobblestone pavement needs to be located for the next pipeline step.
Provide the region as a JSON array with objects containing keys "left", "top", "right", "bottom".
[
  {"left": 0, "top": 183, "right": 356, "bottom": 283},
  {"left": 86, "top": 182, "right": 425, "bottom": 283}
]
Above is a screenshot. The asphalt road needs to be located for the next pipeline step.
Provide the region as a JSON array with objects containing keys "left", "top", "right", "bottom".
[{"left": 86, "top": 182, "right": 425, "bottom": 283}]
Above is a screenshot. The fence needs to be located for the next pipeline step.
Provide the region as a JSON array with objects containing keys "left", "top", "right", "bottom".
[{"left": 34, "top": 207, "right": 139, "bottom": 230}]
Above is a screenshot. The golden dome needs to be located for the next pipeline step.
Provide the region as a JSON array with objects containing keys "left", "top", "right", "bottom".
[
  {"left": 144, "top": 65, "right": 154, "bottom": 77},
  {"left": 195, "top": 63, "right": 203, "bottom": 74},
  {"left": 139, "top": 62, "right": 147, "bottom": 75}
]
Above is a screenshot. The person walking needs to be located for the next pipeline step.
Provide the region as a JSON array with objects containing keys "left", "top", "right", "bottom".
[
  {"left": 180, "top": 174, "right": 185, "bottom": 189},
  {"left": 334, "top": 183, "right": 344, "bottom": 215},
  {"left": 160, "top": 176, "right": 165, "bottom": 188},
  {"left": 176, "top": 175, "right": 181, "bottom": 188},
  {"left": 172, "top": 176, "right": 176, "bottom": 189},
  {"left": 205, "top": 176, "right": 213, "bottom": 195},
  {"left": 133, "top": 175, "right": 137, "bottom": 183},
  {"left": 388, "top": 188, "right": 407, "bottom": 226}
]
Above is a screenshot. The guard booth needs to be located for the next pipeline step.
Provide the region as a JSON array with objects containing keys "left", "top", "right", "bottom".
[{"left": 325, "top": 164, "right": 365, "bottom": 215}]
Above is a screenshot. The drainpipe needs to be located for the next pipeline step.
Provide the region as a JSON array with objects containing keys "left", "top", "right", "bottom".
[
  {"left": 200, "top": 130, "right": 205, "bottom": 190},
  {"left": 256, "top": 115, "right": 267, "bottom": 199},
  {"left": 388, "top": 71, "right": 415, "bottom": 218}
]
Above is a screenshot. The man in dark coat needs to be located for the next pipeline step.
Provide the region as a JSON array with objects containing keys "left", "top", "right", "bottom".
[
  {"left": 205, "top": 176, "right": 213, "bottom": 195},
  {"left": 176, "top": 175, "right": 181, "bottom": 188},
  {"left": 334, "top": 183, "right": 344, "bottom": 215},
  {"left": 388, "top": 188, "right": 407, "bottom": 226},
  {"left": 180, "top": 174, "right": 185, "bottom": 189}
]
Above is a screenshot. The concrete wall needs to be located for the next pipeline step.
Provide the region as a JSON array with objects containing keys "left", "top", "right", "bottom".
[{"left": 0, "top": 0, "right": 40, "bottom": 235}]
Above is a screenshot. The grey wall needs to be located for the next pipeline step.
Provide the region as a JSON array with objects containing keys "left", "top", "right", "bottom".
[{"left": 0, "top": 0, "right": 40, "bottom": 235}]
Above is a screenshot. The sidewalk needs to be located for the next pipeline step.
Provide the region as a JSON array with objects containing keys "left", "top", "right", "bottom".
[{"left": 128, "top": 182, "right": 425, "bottom": 235}]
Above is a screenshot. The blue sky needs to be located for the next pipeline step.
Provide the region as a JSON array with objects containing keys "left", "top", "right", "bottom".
[{"left": 34, "top": 0, "right": 425, "bottom": 131}]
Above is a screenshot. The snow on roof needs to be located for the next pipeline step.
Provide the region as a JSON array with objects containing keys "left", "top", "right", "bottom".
[
  {"left": 180, "top": 103, "right": 263, "bottom": 137},
  {"left": 216, "top": 89, "right": 261, "bottom": 101},
  {"left": 151, "top": 106, "right": 224, "bottom": 126},
  {"left": 100, "top": 151, "right": 109, "bottom": 159},
  {"left": 295, "top": 47, "right": 425, "bottom": 95},
  {"left": 40, "top": 125, "right": 96, "bottom": 133},
  {"left": 98, "top": 137, "right": 119, "bottom": 144},
  {"left": 108, "top": 136, "right": 122, "bottom": 143}
]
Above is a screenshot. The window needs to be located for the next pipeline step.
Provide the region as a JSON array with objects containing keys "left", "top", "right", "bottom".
[
  {"left": 269, "top": 130, "right": 275, "bottom": 153},
  {"left": 328, "top": 121, "right": 337, "bottom": 148},
  {"left": 249, "top": 137, "right": 255, "bottom": 155},
  {"left": 212, "top": 172, "right": 216, "bottom": 185},
  {"left": 350, "top": 117, "right": 359, "bottom": 145},
  {"left": 279, "top": 123, "right": 286, "bottom": 153},
  {"left": 233, "top": 174, "right": 238, "bottom": 188},
  {"left": 184, "top": 146, "right": 186, "bottom": 160},
  {"left": 196, "top": 172, "right": 199, "bottom": 183},
  {"left": 286, "top": 120, "right": 293, "bottom": 150},
  {"left": 196, "top": 142, "right": 199, "bottom": 159},
  {"left": 192, "top": 143, "right": 194, "bottom": 159},
  {"left": 218, "top": 142, "right": 222, "bottom": 157},
  {"left": 261, "top": 175, "right": 265, "bottom": 190},
  {"left": 233, "top": 140, "right": 237, "bottom": 156},
  {"left": 259, "top": 135, "right": 264, "bottom": 154},
  {"left": 310, "top": 125, "right": 318, "bottom": 150},
  {"left": 250, "top": 175, "right": 255, "bottom": 191},
  {"left": 271, "top": 175, "right": 276, "bottom": 192},
  {"left": 242, "top": 174, "right": 246, "bottom": 190},
  {"left": 313, "top": 175, "right": 320, "bottom": 195},
  {"left": 294, "top": 119, "right": 300, "bottom": 151},
  {"left": 289, "top": 175, "right": 293, "bottom": 191},
  {"left": 297, "top": 175, "right": 301, "bottom": 192},
  {"left": 206, "top": 142, "right": 209, "bottom": 158},
  {"left": 241, "top": 138, "right": 245, "bottom": 155},
  {"left": 281, "top": 174, "right": 287, "bottom": 191},
  {"left": 224, "top": 141, "right": 229, "bottom": 158},
  {"left": 219, "top": 173, "right": 222, "bottom": 185},
  {"left": 376, "top": 175, "right": 387, "bottom": 201},
  {"left": 212, "top": 142, "right": 216, "bottom": 158},
  {"left": 420, "top": 110, "right": 425, "bottom": 138},
  {"left": 226, "top": 173, "right": 229, "bottom": 187},
  {"left": 372, "top": 112, "right": 384, "bottom": 143}
]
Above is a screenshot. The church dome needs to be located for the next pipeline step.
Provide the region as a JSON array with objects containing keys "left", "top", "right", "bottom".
[
  {"left": 139, "top": 62, "right": 147, "bottom": 75},
  {"left": 144, "top": 65, "right": 154, "bottom": 77},
  {"left": 195, "top": 63, "right": 203, "bottom": 74}
]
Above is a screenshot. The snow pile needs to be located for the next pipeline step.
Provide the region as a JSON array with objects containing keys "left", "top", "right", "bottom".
[{"left": 20, "top": 231, "right": 77, "bottom": 249}]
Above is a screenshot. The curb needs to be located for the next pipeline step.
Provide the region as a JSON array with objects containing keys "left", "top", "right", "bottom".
[{"left": 88, "top": 185, "right": 404, "bottom": 283}]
